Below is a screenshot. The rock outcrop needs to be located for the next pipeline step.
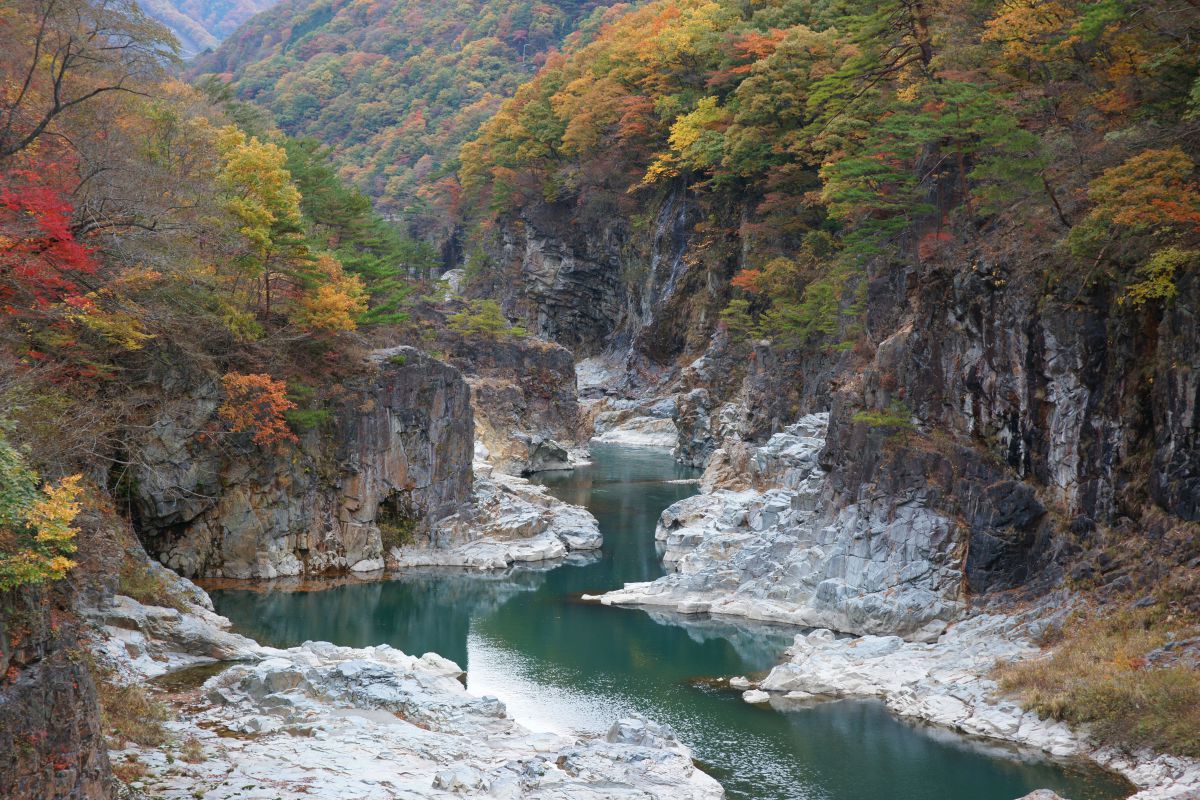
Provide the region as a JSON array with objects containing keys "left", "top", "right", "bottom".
[
  {"left": 87, "top": 569, "right": 262, "bottom": 679},
  {"left": 389, "top": 463, "right": 601, "bottom": 569},
  {"left": 91, "top": 590, "right": 723, "bottom": 800},
  {"left": 488, "top": 208, "right": 626, "bottom": 358},
  {"left": 598, "top": 414, "right": 963, "bottom": 641},
  {"left": 818, "top": 261, "right": 1200, "bottom": 601},
  {"left": 132, "top": 347, "right": 474, "bottom": 579},
  {"left": 440, "top": 331, "right": 581, "bottom": 475},
  {"left": 673, "top": 331, "right": 839, "bottom": 468},
  {"left": 744, "top": 613, "right": 1200, "bottom": 800},
  {"left": 0, "top": 587, "right": 112, "bottom": 800}
]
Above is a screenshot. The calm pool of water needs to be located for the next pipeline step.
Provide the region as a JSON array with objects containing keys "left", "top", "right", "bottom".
[{"left": 211, "top": 444, "right": 1132, "bottom": 800}]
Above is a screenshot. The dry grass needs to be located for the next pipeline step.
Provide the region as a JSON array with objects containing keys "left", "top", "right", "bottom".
[
  {"left": 111, "top": 753, "right": 148, "bottom": 782},
  {"left": 179, "top": 735, "right": 205, "bottom": 763},
  {"left": 96, "top": 674, "right": 172, "bottom": 748},
  {"left": 996, "top": 608, "right": 1200, "bottom": 757},
  {"left": 118, "top": 556, "right": 189, "bottom": 612}
]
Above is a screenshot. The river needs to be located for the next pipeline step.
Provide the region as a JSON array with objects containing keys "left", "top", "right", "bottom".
[{"left": 211, "top": 444, "right": 1132, "bottom": 800}]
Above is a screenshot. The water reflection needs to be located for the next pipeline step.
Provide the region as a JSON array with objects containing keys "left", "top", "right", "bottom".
[
  {"left": 211, "top": 445, "right": 1133, "bottom": 800},
  {"left": 209, "top": 563, "right": 575, "bottom": 666}
]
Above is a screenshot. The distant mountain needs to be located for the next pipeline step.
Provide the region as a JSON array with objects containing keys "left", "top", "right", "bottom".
[
  {"left": 189, "top": 0, "right": 627, "bottom": 243},
  {"left": 142, "top": 0, "right": 282, "bottom": 57}
]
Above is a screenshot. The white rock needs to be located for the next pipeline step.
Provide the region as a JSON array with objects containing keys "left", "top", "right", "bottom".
[
  {"left": 592, "top": 415, "right": 678, "bottom": 447},
  {"left": 599, "top": 413, "right": 962, "bottom": 641},
  {"left": 753, "top": 612, "right": 1200, "bottom": 799},
  {"left": 390, "top": 470, "right": 601, "bottom": 570},
  {"left": 106, "top": 637, "right": 724, "bottom": 800}
]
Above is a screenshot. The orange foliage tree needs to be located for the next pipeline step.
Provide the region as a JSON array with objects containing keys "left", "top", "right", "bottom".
[{"left": 217, "top": 373, "right": 298, "bottom": 447}]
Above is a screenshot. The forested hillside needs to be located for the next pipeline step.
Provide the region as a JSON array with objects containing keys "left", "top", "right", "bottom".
[
  {"left": 191, "top": 0, "right": 626, "bottom": 245},
  {"left": 140, "top": 0, "right": 281, "bottom": 56},
  {"left": 0, "top": 0, "right": 428, "bottom": 556},
  {"left": 462, "top": 0, "right": 1200, "bottom": 351}
]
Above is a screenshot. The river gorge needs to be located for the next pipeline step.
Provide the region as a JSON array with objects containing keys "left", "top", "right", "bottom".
[{"left": 209, "top": 445, "right": 1132, "bottom": 800}]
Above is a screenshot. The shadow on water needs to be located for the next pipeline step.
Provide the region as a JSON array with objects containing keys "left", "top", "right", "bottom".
[{"left": 211, "top": 444, "right": 1134, "bottom": 800}]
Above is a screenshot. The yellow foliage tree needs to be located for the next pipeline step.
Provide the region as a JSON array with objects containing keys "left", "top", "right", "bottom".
[
  {"left": 0, "top": 435, "right": 82, "bottom": 590},
  {"left": 1071, "top": 147, "right": 1200, "bottom": 305},
  {"left": 292, "top": 253, "right": 366, "bottom": 333},
  {"left": 215, "top": 126, "right": 307, "bottom": 322}
]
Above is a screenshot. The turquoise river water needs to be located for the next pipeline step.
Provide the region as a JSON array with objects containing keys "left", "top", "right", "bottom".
[{"left": 210, "top": 444, "right": 1133, "bottom": 800}]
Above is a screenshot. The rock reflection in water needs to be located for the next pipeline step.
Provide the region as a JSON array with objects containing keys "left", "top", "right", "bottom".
[
  {"left": 211, "top": 445, "right": 1132, "bottom": 800},
  {"left": 210, "top": 557, "right": 597, "bottom": 668}
]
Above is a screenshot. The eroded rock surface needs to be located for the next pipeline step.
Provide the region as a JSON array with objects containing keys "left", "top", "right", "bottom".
[
  {"left": 132, "top": 348, "right": 473, "bottom": 579},
  {"left": 747, "top": 614, "right": 1200, "bottom": 800},
  {"left": 95, "top": 598, "right": 722, "bottom": 800},
  {"left": 598, "top": 414, "right": 963, "bottom": 641},
  {"left": 87, "top": 579, "right": 262, "bottom": 680},
  {"left": 389, "top": 464, "right": 601, "bottom": 570}
]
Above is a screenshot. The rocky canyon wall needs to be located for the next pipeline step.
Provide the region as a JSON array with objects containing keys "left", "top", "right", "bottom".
[
  {"left": 478, "top": 187, "right": 734, "bottom": 365},
  {"left": 0, "top": 586, "right": 111, "bottom": 799},
  {"left": 477, "top": 188, "right": 1199, "bottom": 612},
  {"left": 130, "top": 347, "right": 474, "bottom": 579},
  {"left": 438, "top": 328, "right": 581, "bottom": 475}
]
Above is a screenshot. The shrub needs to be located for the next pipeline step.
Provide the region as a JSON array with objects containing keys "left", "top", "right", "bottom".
[
  {"left": 117, "top": 556, "right": 188, "bottom": 612},
  {"left": 283, "top": 407, "right": 333, "bottom": 433},
  {"left": 179, "top": 735, "right": 205, "bottom": 763},
  {"left": 852, "top": 400, "right": 914, "bottom": 431},
  {"left": 376, "top": 495, "right": 418, "bottom": 551},
  {"left": 446, "top": 299, "right": 526, "bottom": 340},
  {"left": 218, "top": 372, "right": 298, "bottom": 447},
  {"left": 95, "top": 671, "right": 171, "bottom": 748}
]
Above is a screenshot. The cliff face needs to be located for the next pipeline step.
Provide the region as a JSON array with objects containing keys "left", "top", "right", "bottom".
[
  {"left": 0, "top": 588, "right": 112, "bottom": 800},
  {"left": 480, "top": 188, "right": 732, "bottom": 364},
  {"left": 482, "top": 187, "right": 1199, "bottom": 612},
  {"left": 830, "top": 257, "right": 1200, "bottom": 594},
  {"left": 132, "top": 347, "right": 474, "bottom": 579},
  {"left": 439, "top": 330, "right": 580, "bottom": 475}
]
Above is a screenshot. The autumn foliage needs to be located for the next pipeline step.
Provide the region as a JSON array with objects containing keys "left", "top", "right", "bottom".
[
  {"left": 190, "top": 0, "right": 615, "bottom": 243},
  {"left": 460, "top": 0, "right": 1200, "bottom": 346},
  {"left": 0, "top": 154, "right": 96, "bottom": 314},
  {"left": 217, "top": 373, "right": 299, "bottom": 447},
  {"left": 0, "top": 435, "right": 82, "bottom": 590}
]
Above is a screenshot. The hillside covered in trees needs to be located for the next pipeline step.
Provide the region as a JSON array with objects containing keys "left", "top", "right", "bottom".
[
  {"left": 0, "top": 0, "right": 430, "bottom": 550},
  {"left": 140, "top": 0, "right": 281, "bottom": 56},
  {"left": 190, "top": 0, "right": 626, "bottom": 246},
  {"left": 460, "top": 0, "right": 1200, "bottom": 355}
]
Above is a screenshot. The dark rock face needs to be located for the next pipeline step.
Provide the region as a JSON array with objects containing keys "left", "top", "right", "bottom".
[
  {"left": 486, "top": 205, "right": 626, "bottom": 357},
  {"left": 821, "top": 254, "right": 1200, "bottom": 595},
  {"left": 481, "top": 188, "right": 731, "bottom": 365},
  {"left": 1150, "top": 271, "right": 1200, "bottom": 520},
  {"left": 0, "top": 588, "right": 112, "bottom": 800},
  {"left": 131, "top": 348, "right": 474, "bottom": 578},
  {"left": 675, "top": 333, "right": 841, "bottom": 467},
  {"left": 480, "top": 191, "right": 840, "bottom": 465}
]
